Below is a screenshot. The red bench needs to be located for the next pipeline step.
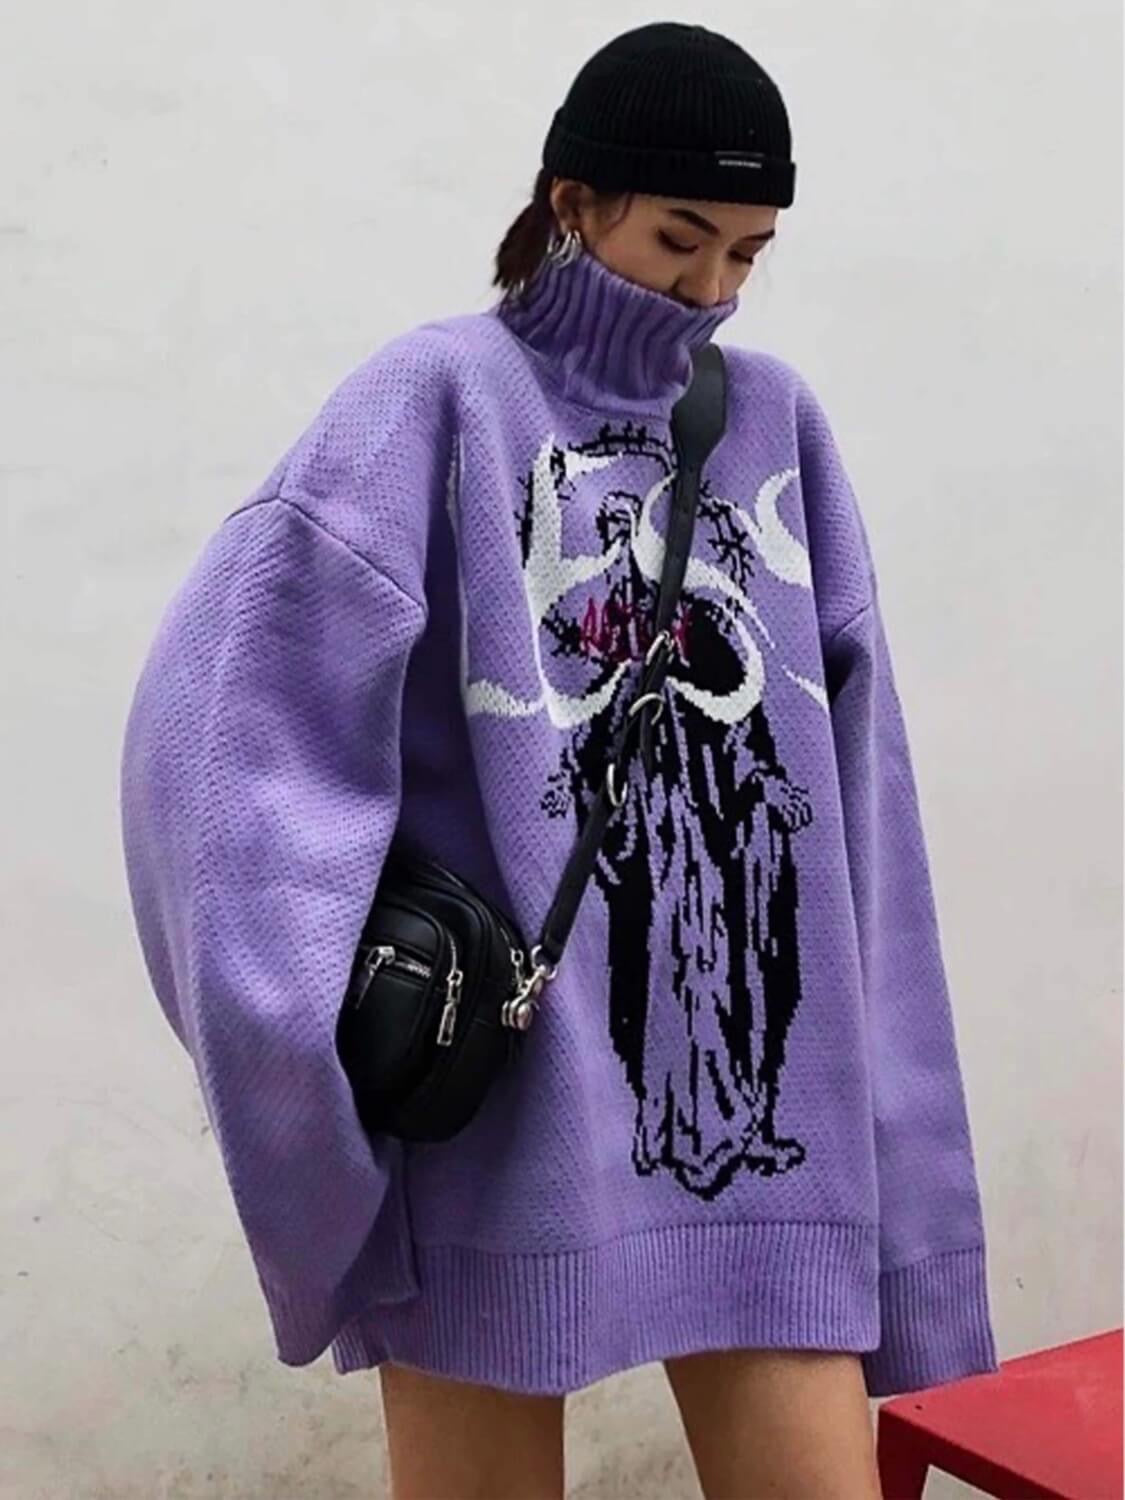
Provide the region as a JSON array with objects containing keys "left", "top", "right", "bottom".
[{"left": 877, "top": 1328, "right": 1123, "bottom": 1499}]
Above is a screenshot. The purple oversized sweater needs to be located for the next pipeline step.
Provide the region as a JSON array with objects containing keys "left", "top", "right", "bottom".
[{"left": 120, "top": 248, "right": 997, "bottom": 1396}]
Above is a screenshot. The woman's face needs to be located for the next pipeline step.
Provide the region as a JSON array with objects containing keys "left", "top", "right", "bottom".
[{"left": 551, "top": 180, "right": 778, "bottom": 308}]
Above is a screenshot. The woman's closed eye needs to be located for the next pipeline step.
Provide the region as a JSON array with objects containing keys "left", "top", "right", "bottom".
[{"left": 657, "top": 230, "right": 758, "bottom": 266}]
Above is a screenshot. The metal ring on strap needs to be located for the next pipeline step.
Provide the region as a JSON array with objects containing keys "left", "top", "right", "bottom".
[
  {"left": 605, "top": 760, "right": 629, "bottom": 810},
  {"left": 627, "top": 690, "right": 666, "bottom": 724},
  {"left": 644, "top": 629, "right": 674, "bottom": 667}
]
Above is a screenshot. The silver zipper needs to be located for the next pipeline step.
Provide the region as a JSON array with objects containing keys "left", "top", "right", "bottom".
[
  {"left": 352, "top": 944, "right": 432, "bottom": 1007},
  {"left": 436, "top": 937, "right": 463, "bottom": 1048}
]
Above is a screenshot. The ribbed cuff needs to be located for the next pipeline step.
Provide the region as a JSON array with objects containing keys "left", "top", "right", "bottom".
[{"left": 862, "top": 1245, "right": 998, "bottom": 1396}]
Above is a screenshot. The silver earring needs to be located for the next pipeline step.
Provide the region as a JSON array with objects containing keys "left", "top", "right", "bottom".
[{"left": 547, "top": 226, "right": 583, "bottom": 268}]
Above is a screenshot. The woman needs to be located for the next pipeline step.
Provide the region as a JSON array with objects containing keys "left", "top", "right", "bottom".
[{"left": 120, "top": 22, "right": 998, "bottom": 1499}]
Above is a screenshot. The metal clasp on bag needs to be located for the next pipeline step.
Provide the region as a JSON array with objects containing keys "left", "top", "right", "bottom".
[{"left": 501, "top": 944, "right": 558, "bottom": 1032}]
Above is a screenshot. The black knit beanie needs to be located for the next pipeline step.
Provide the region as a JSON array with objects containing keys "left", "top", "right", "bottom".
[{"left": 542, "top": 22, "right": 795, "bottom": 209}]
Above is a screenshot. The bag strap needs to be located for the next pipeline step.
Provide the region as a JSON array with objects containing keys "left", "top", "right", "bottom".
[{"left": 502, "top": 343, "right": 728, "bottom": 1030}]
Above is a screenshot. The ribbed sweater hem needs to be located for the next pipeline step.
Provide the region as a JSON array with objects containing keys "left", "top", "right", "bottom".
[{"left": 330, "top": 1219, "right": 881, "bottom": 1394}]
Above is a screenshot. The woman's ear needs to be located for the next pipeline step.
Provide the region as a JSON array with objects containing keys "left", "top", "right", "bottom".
[{"left": 548, "top": 177, "right": 589, "bottom": 235}]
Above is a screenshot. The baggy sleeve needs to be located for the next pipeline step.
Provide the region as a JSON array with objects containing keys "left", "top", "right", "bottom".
[
  {"left": 120, "top": 494, "right": 430, "bottom": 1361},
  {"left": 825, "top": 597, "right": 999, "bottom": 1395},
  {"left": 120, "top": 325, "right": 464, "bottom": 1361}
]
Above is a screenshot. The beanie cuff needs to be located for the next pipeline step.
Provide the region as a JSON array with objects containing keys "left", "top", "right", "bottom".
[{"left": 543, "top": 115, "right": 796, "bottom": 210}]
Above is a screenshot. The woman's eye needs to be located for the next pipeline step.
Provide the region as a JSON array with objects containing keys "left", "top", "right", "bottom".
[
  {"left": 658, "top": 230, "right": 758, "bottom": 267},
  {"left": 658, "top": 231, "right": 695, "bottom": 255}
]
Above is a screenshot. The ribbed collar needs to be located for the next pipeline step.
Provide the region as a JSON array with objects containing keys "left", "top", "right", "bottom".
[{"left": 492, "top": 248, "right": 738, "bottom": 414}]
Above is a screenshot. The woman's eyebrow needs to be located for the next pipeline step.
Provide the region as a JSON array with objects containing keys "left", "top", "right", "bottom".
[{"left": 668, "top": 207, "right": 776, "bottom": 245}]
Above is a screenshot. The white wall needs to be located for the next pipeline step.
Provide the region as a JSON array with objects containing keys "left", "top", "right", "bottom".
[{"left": 2, "top": 2, "right": 1120, "bottom": 1496}]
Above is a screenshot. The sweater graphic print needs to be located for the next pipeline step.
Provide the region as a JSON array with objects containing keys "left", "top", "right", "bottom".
[{"left": 453, "top": 415, "right": 824, "bottom": 1199}]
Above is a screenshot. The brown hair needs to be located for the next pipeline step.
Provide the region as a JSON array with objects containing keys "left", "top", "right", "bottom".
[{"left": 493, "top": 167, "right": 631, "bottom": 295}]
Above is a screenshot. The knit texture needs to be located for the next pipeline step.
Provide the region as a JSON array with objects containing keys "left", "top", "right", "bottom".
[
  {"left": 543, "top": 23, "right": 796, "bottom": 207},
  {"left": 120, "top": 246, "right": 997, "bottom": 1396}
]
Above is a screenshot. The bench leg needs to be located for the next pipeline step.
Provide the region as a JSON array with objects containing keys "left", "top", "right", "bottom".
[{"left": 877, "top": 1416, "right": 930, "bottom": 1499}]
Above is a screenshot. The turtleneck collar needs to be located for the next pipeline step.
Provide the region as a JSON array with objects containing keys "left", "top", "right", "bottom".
[{"left": 492, "top": 248, "right": 738, "bottom": 415}]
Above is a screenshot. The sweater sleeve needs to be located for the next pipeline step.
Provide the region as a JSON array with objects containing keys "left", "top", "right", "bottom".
[
  {"left": 120, "top": 494, "right": 434, "bottom": 1364},
  {"left": 120, "top": 328, "right": 461, "bottom": 1363},
  {"left": 825, "top": 597, "right": 999, "bottom": 1394}
]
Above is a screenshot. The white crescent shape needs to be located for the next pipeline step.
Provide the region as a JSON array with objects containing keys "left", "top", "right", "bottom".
[
  {"left": 729, "top": 467, "right": 811, "bottom": 589},
  {"left": 669, "top": 609, "right": 766, "bottom": 724},
  {"left": 784, "top": 668, "right": 828, "bottom": 712}
]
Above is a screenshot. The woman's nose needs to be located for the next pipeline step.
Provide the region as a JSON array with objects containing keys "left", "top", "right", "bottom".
[{"left": 675, "top": 270, "right": 724, "bottom": 309}]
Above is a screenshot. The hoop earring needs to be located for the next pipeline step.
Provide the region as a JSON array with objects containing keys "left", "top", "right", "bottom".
[{"left": 547, "top": 226, "right": 583, "bottom": 268}]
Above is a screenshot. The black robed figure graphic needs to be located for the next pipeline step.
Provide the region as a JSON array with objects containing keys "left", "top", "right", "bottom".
[{"left": 503, "top": 421, "right": 815, "bottom": 1199}]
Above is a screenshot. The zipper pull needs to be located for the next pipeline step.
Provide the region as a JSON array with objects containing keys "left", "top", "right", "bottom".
[
  {"left": 352, "top": 944, "right": 394, "bottom": 1008},
  {"left": 436, "top": 939, "right": 463, "bottom": 1048}
]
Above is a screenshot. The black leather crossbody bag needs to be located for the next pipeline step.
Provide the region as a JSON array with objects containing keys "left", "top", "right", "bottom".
[{"left": 335, "top": 345, "right": 727, "bottom": 1143}]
